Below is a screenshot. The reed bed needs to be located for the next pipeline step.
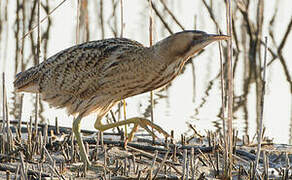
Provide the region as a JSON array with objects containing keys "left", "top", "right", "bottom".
[
  {"left": 0, "top": 118, "right": 291, "bottom": 179},
  {"left": 0, "top": 0, "right": 291, "bottom": 179}
]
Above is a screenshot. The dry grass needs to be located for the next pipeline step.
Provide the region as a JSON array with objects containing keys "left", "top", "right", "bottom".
[{"left": 0, "top": 0, "right": 291, "bottom": 179}]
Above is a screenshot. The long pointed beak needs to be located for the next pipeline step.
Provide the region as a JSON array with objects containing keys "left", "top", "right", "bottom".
[{"left": 207, "top": 34, "right": 230, "bottom": 41}]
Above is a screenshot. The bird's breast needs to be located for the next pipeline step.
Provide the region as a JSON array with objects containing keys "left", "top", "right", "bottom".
[
  {"left": 98, "top": 55, "right": 183, "bottom": 101},
  {"left": 119, "top": 60, "right": 182, "bottom": 98},
  {"left": 148, "top": 61, "right": 182, "bottom": 89}
]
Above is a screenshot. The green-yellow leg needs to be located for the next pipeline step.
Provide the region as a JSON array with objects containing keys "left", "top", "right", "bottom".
[
  {"left": 94, "top": 117, "right": 170, "bottom": 141},
  {"left": 72, "top": 114, "right": 91, "bottom": 166}
]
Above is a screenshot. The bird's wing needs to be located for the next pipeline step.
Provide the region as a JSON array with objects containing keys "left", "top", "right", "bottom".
[{"left": 38, "top": 38, "right": 145, "bottom": 100}]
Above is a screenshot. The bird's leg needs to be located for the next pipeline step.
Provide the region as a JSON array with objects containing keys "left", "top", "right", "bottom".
[
  {"left": 128, "top": 123, "right": 139, "bottom": 141},
  {"left": 94, "top": 117, "right": 169, "bottom": 141},
  {"left": 72, "top": 114, "right": 91, "bottom": 166}
]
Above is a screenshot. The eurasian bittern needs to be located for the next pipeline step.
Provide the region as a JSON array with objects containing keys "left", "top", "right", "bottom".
[{"left": 14, "top": 30, "right": 229, "bottom": 166}]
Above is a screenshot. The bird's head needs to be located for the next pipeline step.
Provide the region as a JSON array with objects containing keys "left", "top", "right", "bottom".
[{"left": 153, "top": 30, "right": 229, "bottom": 62}]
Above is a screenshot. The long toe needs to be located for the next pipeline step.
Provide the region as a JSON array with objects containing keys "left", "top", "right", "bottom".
[
  {"left": 138, "top": 118, "right": 170, "bottom": 138},
  {"left": 139, "top": 121, "right": 158, "bottom": 138}
]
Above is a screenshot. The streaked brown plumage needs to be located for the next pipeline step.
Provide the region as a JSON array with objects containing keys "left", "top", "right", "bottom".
[{"left": 14, "top": 30, "right": 229, "bottom": 166}]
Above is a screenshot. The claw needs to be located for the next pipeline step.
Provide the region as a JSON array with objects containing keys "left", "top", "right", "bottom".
[
  {"left": 138, "top": 118, "right": 170, "bottom": 138},
  {"left": 139, "top": 121, "right": 158, "bottom": 138}
]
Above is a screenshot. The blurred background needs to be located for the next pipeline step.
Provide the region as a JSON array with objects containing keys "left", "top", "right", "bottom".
[{"left": 0, "top": 0, "right": 291, "bottom": 143}]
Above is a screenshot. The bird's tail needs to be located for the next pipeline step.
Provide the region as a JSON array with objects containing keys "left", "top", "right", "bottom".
[{"left": 14, "top": 66, "right": 40, "bottom": 93}]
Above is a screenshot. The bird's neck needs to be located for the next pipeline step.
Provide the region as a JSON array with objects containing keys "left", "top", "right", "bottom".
[
  {"left": 140, "top": 39, "right": 189, "bottom": 91},
  {"left": 148, "top": 36, "right": 191, "bottom": 65}
]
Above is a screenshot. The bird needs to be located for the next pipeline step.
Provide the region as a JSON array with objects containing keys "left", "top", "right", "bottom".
[{"left": 14, "top": 30, "right": 229, "bottom": 166}]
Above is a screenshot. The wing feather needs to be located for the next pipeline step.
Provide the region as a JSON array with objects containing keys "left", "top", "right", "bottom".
[
  {"left": 14, "top": 37, "right": 145, "bottom": 115},
  {"left": 38, "top": 38, "right": 145, "bottom": 99}
]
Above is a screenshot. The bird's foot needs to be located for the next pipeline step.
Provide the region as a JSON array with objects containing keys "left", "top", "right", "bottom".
[
  {"left": 95, "top": 117, "right": 170, "bottom": 143},
  {"left": 127, "top": 117, "right": 170, "bottom": 141}
]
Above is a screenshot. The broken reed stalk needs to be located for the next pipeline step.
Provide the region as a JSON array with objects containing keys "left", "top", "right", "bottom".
[
  {"left": 3, "top": 73, "right": 11, "bottom": 154},
  {"left": 225, "top": 0, "right": 234, "bottom": 177},
  {"left": 263, "top": 150, "right": 269, "bottom": 179},
  {"left": 34, "top": 0, "right": 41, "bottom": 143},
  {"left": 17, "top": 94, "right": 23, "bottom": 140},
  {"left": 120, "top": 0, "right": 124, "bottom": 38},
  {"left": 71, "top": 0, "right": 81, "bottom": 163},
  {"left": 119, "top": 0, "right": 128, "bottom": 137},
  {"left": 153, "top": 149, "right": 170, "bottom": 179},
  {"left": 218, "top": 36, "right": 228, "bottom": 173},
  {"left": 99, "top": 0, "right": 105, "bottom": 39},
  {"left": 182, "top": 149, "right": 187, "bottom": 179},
  {"left": 1, "top": 73, "right": 5, "bottom": 133},
  {"left": 254, "top": 36, "right": 268, "bottom": 176},
  {"left": 148, "top": 0, "right": 155, "bottom": 143},
  {"left": 76, "top": 0, "right": 81, "bottom": 44},
  {"left": 4, "top": 73, "right": 12, "bottom": 153},
  {"left": 147, "top": 150, "right": 158, "bottom": 178},
  {"left": 122, "top": 99, "right": 127, "bottom": 136}
]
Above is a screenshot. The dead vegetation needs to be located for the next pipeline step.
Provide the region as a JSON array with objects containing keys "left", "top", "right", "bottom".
[{"left": 0, "top": 0, "right": 291, "bottom": 179}]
